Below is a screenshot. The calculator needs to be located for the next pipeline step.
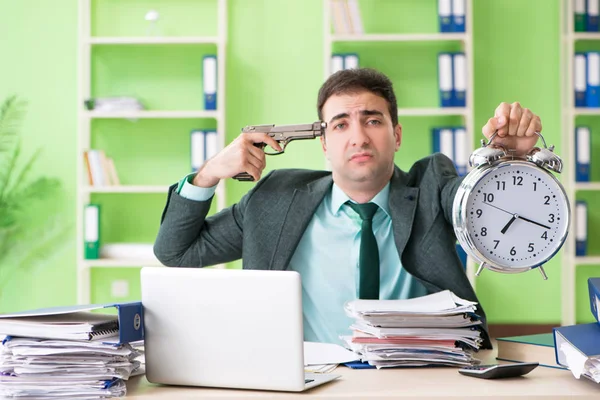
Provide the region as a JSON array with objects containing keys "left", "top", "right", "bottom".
[{"left": 458, "top": 362, "right": 539, "bottom": 379}]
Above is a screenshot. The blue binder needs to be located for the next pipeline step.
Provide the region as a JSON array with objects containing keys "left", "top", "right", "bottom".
[
  {"left": 203, "top": 55, "right": 217, "bottom": 110},
  {"left": 554, "top": 323, "right": 600, "bottom": 369},
  {"left": 586, "top": 52, "right": 600, "bottom": 107},
  {"left": 0, "top": 302, "right": 144, "bottom": 345},
  {"left": 588, "top": 0, "right": 599, "bottom": 32},
  {"left": 588, "top": 278, "right": 600, "bottom": 323},
  {"left": 451, "top": 0, "right": 466, "bottom": 32},
  {"left": 575, "top": 53, "right": 587, "bottom": 107},
  {"left": 576, "top": 201, "right": 588, "bottom": 257},
  {"left": 438, "top": 0, "right": 452, "bottom": 32},
  {"left": 575, "top": 126, "right": 591, "bottom": 182},
  {"left": 452, "top": 53, "right": 466, "bottom": 107},
  {"left": 438, "top": 53, "right": 454, "bottom": 107}
]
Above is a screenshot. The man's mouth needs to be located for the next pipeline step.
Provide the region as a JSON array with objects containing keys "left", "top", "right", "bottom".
[{"left": 350, "top": 152, "right": 373, "bottom": 162}]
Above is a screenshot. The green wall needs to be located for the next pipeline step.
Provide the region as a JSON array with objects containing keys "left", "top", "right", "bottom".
[{"left": 0, "top": 0, "right": 597, "bottom": 325}]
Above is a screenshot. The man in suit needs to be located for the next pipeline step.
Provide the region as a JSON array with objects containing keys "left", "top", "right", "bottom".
[{"left": 154, "top": 68, "right": 541, "bottom": 349}]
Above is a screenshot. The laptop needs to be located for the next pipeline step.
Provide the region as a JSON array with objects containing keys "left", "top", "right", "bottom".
[{"left": 140, "top": 267, "right": 341, "bottom": 392}]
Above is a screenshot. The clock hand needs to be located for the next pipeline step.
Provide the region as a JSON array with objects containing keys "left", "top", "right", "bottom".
[
  {"left": 517, "top": 215, "right": 551, "bottom": 230},
  {"left": 500, "top": 216, "right": 517, "bottom": 234},
  {"left": 481, "top": 202, "right": 514, "bottom": 216}
]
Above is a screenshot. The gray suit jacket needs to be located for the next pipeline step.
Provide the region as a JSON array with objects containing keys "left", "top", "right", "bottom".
[{"left": 154, "top": 153, "right": 492, "bottom": 349}]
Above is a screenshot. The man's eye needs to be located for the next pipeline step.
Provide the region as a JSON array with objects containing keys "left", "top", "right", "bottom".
[
  {"left": 334, "top": 123, "right": 346, "bottom": 130},
  {"left": 367, "top": 119, "right": 381, "bottom": 125}
]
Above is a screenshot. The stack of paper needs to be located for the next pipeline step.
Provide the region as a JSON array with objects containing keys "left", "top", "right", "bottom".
[
  {"left": 0, "top": 303, "right": 144, "bottom": 398},
  {"left": 342, "top": 290, "right": 484, "bottom": 368},
  {"left": 0, "top": 337, "right": 142, "bottom": 398}
]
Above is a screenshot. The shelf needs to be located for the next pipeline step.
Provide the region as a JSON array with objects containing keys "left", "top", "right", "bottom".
[
  {"left": 84, "top": 110, "right": 219, "bottom": 119},
  {"left": 81, "top": 258, "right": 164, "bottom": 268},
  {"left": 575, "top": 256, "right": 600, "bottom": 265},
  {"left": 572, "top": 33, "right": 600, "bottom": 41},
  {"left": 575, "top": 182, "right": 600, "bottom": 191},
  {"left": 82, "top": 185, "right": 170, "bottom": 194},
  {"left": 331, "top": 33, "right": 468, "bottom": 43},
  {"left": 573, "top": 108, "right": 600, "bottom": 115},
  {"left": 86, "top": 36, "right": 220, "bottom": 45},
  {"left": 397, "top": 107, "right": 469, "bottom": 116}
]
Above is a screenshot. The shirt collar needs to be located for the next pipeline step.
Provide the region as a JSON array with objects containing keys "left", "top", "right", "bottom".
[{"left": 331, "top": 181, "right": 391, "bottom": 217}]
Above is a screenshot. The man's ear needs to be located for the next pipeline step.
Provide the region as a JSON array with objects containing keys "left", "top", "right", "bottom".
[
  {"left": 321, "top": 135, "right": 327, "bottom": 154},
  {"left": 394, "top": 123, "right": 402, "bottom": 151}
]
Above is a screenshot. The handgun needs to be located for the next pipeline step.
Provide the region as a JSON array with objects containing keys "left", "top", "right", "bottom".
[{"left": 233, "top": 121, "right": 327, "bottom": 181}]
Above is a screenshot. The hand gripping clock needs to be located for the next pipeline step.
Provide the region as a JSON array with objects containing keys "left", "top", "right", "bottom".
[{"left": 452, "top": 131, "right": 570, "bottom": 279}]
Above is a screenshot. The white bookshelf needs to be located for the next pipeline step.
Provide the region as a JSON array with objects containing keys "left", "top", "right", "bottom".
[
  {"left": 331, "top": 33, "right": 468, "bottom": 43},
  {"left": 87, "top": 36, "right": 221, "bottom": 45},
  {"left": 560, "top": 0, "right": 600, "bottom": 326},
  {"left": 322, "top": 0, "right": 477, "bottom": 287},
  {"left": 77, "top": 0, "right": 228, "bottom": 304},
  {"left": 84, "top": 110, "right": 221, "bottom": 119}
]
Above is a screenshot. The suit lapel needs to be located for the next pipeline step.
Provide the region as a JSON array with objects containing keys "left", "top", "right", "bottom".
[
  {"left": 269, "top": 175, "right": 333, "bottom": 270},
  {"left": 389, "top": 167, "right": 419, "bottom": 259}
]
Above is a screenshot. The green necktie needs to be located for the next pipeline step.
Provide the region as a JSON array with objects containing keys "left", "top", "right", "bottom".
[{"left": 346, "top": 202, "right": 380, "bottom": 300}]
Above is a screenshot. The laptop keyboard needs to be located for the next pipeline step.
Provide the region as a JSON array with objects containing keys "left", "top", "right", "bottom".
[{"left": 305, "top": 379, "right": 314, "bottom": 384}]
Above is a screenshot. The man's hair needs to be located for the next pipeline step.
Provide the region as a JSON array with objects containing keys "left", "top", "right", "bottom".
[{"left": 317, "top": 68, "right": 398, "bottom": 126}]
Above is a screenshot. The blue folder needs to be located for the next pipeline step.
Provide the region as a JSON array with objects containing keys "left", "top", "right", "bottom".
[
  {"left": 553, "top": 323, "right": 600, "bottom": 369},
  {"left": 589, "top": 278, "right": 600, "bottom": 323},
  {"left": 0, "top": 302, "right": 143, "bottom": 345}
]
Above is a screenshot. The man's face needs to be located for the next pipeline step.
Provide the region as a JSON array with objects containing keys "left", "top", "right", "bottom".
[{"left": 320, "top": 91, "right": 402, "bottom": 189}]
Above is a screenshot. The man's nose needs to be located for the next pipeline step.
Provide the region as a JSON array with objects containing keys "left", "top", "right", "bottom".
[{"left": 349, "top": 124, "right": 370, "bottom": 146}]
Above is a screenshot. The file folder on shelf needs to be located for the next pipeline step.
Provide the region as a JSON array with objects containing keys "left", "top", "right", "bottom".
[
  {"left": 575, "top": 53, "right": 587, "bottom": 107},
  {"left": 438, "top": 53, "right": 453, "bottom": 107},
  {"left": 576, "top": 201, "right": 588, "bottom": 257},
  {"left": 589, "top": 278, "right": 600, "bottom": 323},
  {"left": 344, "top": 53, "right": 359, "bottom": 70},
  {"left": 454, "top": 127, "right": 468, "bottom": 176},
  {"left": 204, "top": 130, "right": 218, "bottom": 161},
  {"left": 438, "top": 0, "right": 452, "bottom": 32},
  {"left": 203, "top": 55, "right": 217, "bottom": 110},
  {"left": 575, "top": 126, "right": 591, "bottom": 182},
  {"left": 451, "top": 0, "right": 466, "bottom": 32},
  {"left": 588, "top": 0, "right": 599, "bottom": 32},
  {"left": 586, "top": 52, "right": 600, "bottom": 107},
  {"left": 432, "top": 128, "right": 454, "bottom": 161},
  {"left": 0, "top": 302, "right": 144, "bottom": 345},
  {"left": 575, "top": 0, "right": 587, "bottom": 32},
  {"left": 452, "top": 53, "right": 466, "bottom": 107},
  {"left": 190, "top": 130, "right": 205, "bottom": 172},
  {"left": 84, "top": 204, "right": 100, "bottom": 260},
  {"left": 331, "top": 54, "right": 344, "bottom": 75}
]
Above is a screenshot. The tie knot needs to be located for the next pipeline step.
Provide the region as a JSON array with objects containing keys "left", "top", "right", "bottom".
[{"left": 346, "top": 202, "right": 379, "bottom": 220}]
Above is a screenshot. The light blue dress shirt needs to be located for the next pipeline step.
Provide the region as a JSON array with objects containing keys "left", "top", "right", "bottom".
[{"left": 177, "top": 175, "right": 428, "bottom": 345}]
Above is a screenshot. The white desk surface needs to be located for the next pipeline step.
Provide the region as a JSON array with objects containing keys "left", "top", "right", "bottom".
[{"left": 125, "top": 349, "right": 600, "bottom": 399}]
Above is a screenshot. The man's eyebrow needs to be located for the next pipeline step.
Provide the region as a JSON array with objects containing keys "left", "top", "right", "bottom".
[
  {"left": 328, "top": 110, "right": 384, "bottom": 124},
  {"left": 329, "top": 113, "right": 349, "bottom": 124},
  {"left": 360, "top": 109, "right": 384, "bottom": 117}
]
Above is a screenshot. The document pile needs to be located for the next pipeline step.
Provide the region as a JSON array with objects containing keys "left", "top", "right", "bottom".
[
  {"left": 0, "top": 302, "right": 144, "bottom": 399},
  {"left": 342, "top": 290, "right": 484, "bottom": 368}
]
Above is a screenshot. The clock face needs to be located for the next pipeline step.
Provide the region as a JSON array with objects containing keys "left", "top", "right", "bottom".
[{"left": 465, "top": 163, "right": 569, "bottom": 269}]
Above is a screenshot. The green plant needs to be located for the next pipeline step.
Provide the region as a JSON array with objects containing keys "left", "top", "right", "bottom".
[{"left": 0, "top": 95, "right": 67, "bottom": 288}]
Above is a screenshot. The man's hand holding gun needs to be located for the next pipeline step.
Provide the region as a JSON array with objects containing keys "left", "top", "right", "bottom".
[{"left": 192, "top": 122, "right": 327, "bottom": 187}]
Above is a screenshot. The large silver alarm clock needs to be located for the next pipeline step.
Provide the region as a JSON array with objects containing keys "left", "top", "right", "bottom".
[{"left": 452, "top": 132, "right": 570, "bottom": 279}]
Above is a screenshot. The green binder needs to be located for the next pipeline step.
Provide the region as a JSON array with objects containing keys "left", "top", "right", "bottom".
[{"left": 84, "top": 203, "right": 100, "bottom": 259}]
